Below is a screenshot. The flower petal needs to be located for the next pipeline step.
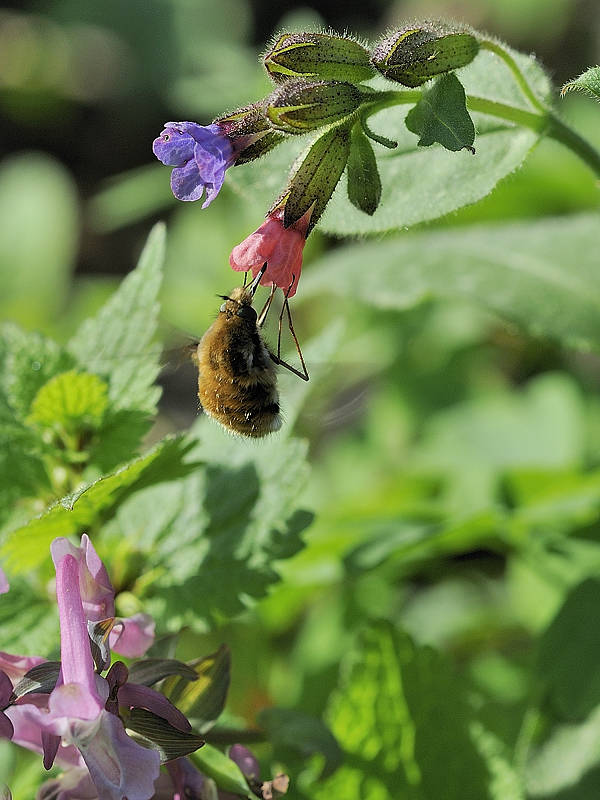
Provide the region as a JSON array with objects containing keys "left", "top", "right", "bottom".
[
  {"left": 170, "top": 160, "right": 206, "bottom": 202},
  {"left": 0, "top": 711, "right": 13, "bottom": 740},
  {"left": 118, "top": 683, "right": 191, "bottom": 732},
  {"left": 0, "top": 567, "right": 8, "bottom": 595},
  {"left": 152, "top": 126, "right": 195, "bottom": 167},
  {"left": 77, "top": 710, "right": 160, "bottom": 800},
  {"left": 109, "top": 613, "right": 155, "bottom": 658}
]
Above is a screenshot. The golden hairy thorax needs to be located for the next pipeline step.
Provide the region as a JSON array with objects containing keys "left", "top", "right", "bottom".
[{"left": 193, "top": 286, "right": 282, "bottom": 438}]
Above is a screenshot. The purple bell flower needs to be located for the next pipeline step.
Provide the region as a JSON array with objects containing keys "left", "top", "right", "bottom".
[{"left": 152, "top": 122, "right": 235, "bottom": 206}]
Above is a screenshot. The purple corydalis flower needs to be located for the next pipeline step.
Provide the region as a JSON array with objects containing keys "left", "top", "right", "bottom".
[
  {"left": 153, "top": 122, "right": 235, "bottom": 206},
  {"left": 51, "top": 535, "right": 155, "bottom": 658},
  {"left": 23, "top": 554, "right": 161, "bottom": 800},
  {"left": 0, "top": 567, "right": 8, "bottom": 595}
]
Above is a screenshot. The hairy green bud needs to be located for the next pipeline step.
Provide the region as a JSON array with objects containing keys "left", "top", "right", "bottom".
[
  {"left": 282, "top": 124, "right": 352, "bottom": 231},
  {"left": 214, "top": 102, "right": 284, "bottom": 164},
  {"left": 266, "top": 79, "right": 363, "bottom": 134},
  {"left": 371, "top": 22, "right": 480, "bottom": 87},
  {"left": 264, "top": 31, "right": 375, "bottom": 84}
]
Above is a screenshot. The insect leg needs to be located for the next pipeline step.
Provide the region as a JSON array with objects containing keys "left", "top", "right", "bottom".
[
  {"left": 257, "top": 283, "right": 276, "bottom": 328},
  {"left": 269, "top": 275, "right": 309, "bottom": 381}
]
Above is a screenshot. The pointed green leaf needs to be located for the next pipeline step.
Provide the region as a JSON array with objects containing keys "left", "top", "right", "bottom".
[
  {"left": 126, "top": 707, "right": 204, "bottom": 763},
  {"left": 164, "top": 645, "right": 231, "bottom": 733},
  {"left": 67, "top": 223, "right": 166, "bottom": 414},
  {"left": 191, "top": 743, "right": 252, "bottom": 798},
  {"left": 346, "top": 125, "right": 382, "bottom": 215},
  {"left": 127, "top": 658, "right": 199, "bottom": 687},
  {"left": 561, "top": 66, "right": 600, "bottom": 101},
  {"left": 405, "top": 73, "right": 475, "bottom": 152}
]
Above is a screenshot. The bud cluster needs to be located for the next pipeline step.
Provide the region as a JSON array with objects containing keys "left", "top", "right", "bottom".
[{"left": 153, "top": 23, "right": 483, "bottom": 294}]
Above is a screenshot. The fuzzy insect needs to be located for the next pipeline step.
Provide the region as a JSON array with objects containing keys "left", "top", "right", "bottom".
[{"left": 192, "top": 263, "right": 308, "bottom": 438}]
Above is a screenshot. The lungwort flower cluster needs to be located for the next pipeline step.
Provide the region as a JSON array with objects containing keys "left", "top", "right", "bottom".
[
  {"left": 153, "top": 27, "right": 481, "bottom": 298},
  {"left": 0, "top": 537, "right": 284, "bottom": 800}
]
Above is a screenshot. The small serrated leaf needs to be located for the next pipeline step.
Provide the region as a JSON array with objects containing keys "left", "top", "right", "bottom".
[
  {"left": 67, "top": 223, "right": 165, "bottom": 415},
  {"left": 126, "top": 707, "right": 204, "bottom": 763},
  {"left": 164, "top": 645, "right": 231, "bottom": 733},
  {"left": 27, "top": 371, "right": 108, "bottom": 431},
  {"left": 561, "top": 66, "right": 600, "bottom": 101},
  {"left": 346, "top": 125, "right": 382, "bottom": 216},
  {"left": 405, "top": 73, "right": 475, "bottom": 152}
]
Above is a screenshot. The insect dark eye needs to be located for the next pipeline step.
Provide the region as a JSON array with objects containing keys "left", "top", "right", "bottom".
[{"left": 237, "top": 304, "right": 257, "bottom": 322}]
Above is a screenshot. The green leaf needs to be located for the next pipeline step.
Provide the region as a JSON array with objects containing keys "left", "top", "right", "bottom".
[
  {"left": 258, "top": 708, "right": 342, "bottom": 777},
  {"left": 0, "top": 324, "right": 76, "bottom": 420},
  {"left": 405, "top": 73, "right": 475, "bottom": 152},
  {"left": 0, "top": 435, "right": 197, "bottom": 574},
  {"left": 106, "top": 429, "right": 312, "bottom": 628},
  {"left": 67, "top": 223, "right": 166, "bottom": 415},
  {"left": 346, "top": 125, "right": 382, "bottom": 215},
  {"left": 537, "top": 578, "right": 600, "bottom": 720},
  {"left": 314, "top": 621, "right": 491, "bottom": 800},
  {"left": 284, "top": 125, "right": 351, "bottom": 230},
  {"left": 127, "top": 658, "right": 199, "bottom": 687},
  {"left": 126, "top": 707, "right": 204, "bottom": 763},
  {"left": 27, "top": 370, "right": 108, "bottom": 431},
  {"left": 164, "top": 645, "right": 231, "bottom": 733},
  {"left": 191, "top": 743, "right": 252, "bottom": 798},
  {"left": 228, "top": 47, "right": 550, "bottom": 234},
  {"left": 561, "top": 66, "right": 600, "bottom": 102},
  {"left": 0, "top": 579, "right": 58, "bottom": 655},
  {"left": 526, "top": 704, "right": 600, "bottom": 798},
  {"left": 302, "top": 213, "right": 600, "bottom": 353}
]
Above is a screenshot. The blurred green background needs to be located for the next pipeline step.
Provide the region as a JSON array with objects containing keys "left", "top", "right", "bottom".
[{"left": 3, "top": 0, "right": 600, "bottom": 797}]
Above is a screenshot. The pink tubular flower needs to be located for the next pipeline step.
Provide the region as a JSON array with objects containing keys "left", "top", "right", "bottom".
[
  {"left": 0, "top": 567, "right": 8, "bottom": 595},
  {"left": 229, "top": 207, "right": 312, "bottom": 298},
  {"left": 51, "top": 535, "right": 155, "bottom": 658}
]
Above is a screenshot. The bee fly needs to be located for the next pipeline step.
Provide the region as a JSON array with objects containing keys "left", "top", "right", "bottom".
[{"left": 192, "top": 263, "right": 308, "bottom": 438}]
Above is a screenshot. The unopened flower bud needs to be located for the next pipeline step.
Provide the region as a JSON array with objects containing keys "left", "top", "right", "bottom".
[
  {"left": 266, "top": 79, "right": 363, "bottom": 133},
  {"left": 371, "top": 22, "right": 479, "bottom": 87},
  {"left": 265, "top": 31, "right": 375, "bottom": 84},
  {"left": 214, "top": 103, "right": 285, "bottom": 164}
]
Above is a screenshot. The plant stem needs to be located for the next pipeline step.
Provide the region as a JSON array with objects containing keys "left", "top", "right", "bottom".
[
  {"left": 479, "top": 39, "right": 547, "bottom": 113},
  {"left": 362, "top": 90, "right": 600, "bottom": 178}
]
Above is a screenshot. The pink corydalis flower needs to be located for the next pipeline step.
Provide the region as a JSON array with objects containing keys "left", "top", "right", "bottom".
[
  {"left": 230, "top": 207, "right": 311, "bottom": 298},
  {"left": 0, "top": 567, "right": 8, "bottom": 595}
]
